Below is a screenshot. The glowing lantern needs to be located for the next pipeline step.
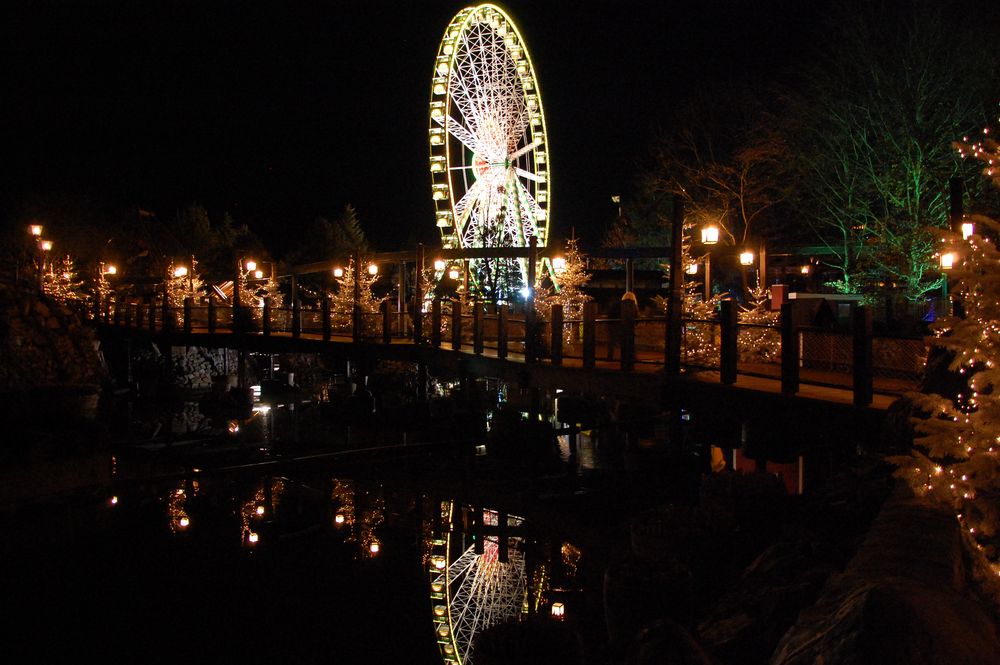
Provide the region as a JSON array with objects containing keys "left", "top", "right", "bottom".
[
  {"left": 368, "top": 263, "right": 378, "bottom": 276},
  {"left": 739, "top": 251, "right": 755, "bottom": 266},
  {"left": 686, "top": 263, "right": 698, "bottom": 275},
  {"left": 29, "top": 224, "right": 43, "bottom": 236},
  {"left": 800, "top": 265, "right": 811, "bottom": 275},
  {"left": 962, "top": 222, "right": 975, "bottom": 240},
  {"left": 551, "top": 602, "right": 565, "bottom": 620},
  {"left": 104, "top": 265, "right": 118, "bottom": 275},
  {"left": 448, "top": 268, "right": 460, "bottom": 280},
  {"left": 245, "top": 260, "right": 257, "bottom": 272},
  {"left": 940, "top": 252, "right": 956, "bottom": 270},
  {"left": 552, "top": 256, "right": 566, "bottom": 272},
  {"left": 39, "top": 240, "right": 53, "bottom": 251},
  {"left": 701, "top": 226, "right": 719, "bottom": 245},
  {"left": 434, "top": 258, "right": 446, "bottom": 271},
  {"left": 334, "top": 513, "right": 345, "bottom": 525},
  {"left": 333, "top": 267, "right": 344, "bottom": 278},
  {"left": 173, "top": 266, "right": 188, "bottom": 278}
]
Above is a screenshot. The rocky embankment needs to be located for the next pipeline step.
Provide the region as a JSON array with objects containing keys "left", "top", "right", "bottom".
[{"left": 0, "top": 279, "right": 103, "bottom": 393}]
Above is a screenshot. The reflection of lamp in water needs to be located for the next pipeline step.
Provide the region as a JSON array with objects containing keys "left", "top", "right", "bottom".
[{"left": 551, "top": 602, "right": 566, "bottom": 620}]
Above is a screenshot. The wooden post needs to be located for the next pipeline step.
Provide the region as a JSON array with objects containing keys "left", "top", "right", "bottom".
[
  {"left": 583, "top": 302, "right": 596, "bottom": 369},
  {"left": 666, "top": 198, "right": 684, "bottom": 374},
  {"left": 498, "top": 303, "right": 508, "bottom": 359},
  {"left": 620, "top": 298, "right": 635, "bottom": 372},
  {"left": 431, "top": 299, "right": 442, "bottom": 347},
  {"left": 720, "top": 299, "right": 738, "bottom": 384},
  {"left": 451, "top": 298, "right": 462, "bottom": 350},
  {"left": 550, "top": 304, "right": 563, "bottom": 366},
  {"left": 381, "top": 299, "right": 392, "bottom": 345},
  {"left": 208, "top": 294, "right": 217, "bottom": 335},
  {"left": 262, "top": 297, "right": 271, "bottom": 336},
  {"left": 352, "top": 253, "right": 362, "bottom": 342},
  {"left": 525, "top": 236, "right": 538, "bottom": 363},
  {"left": 161, "top": 290, "right": 172, "bottom": 331},
  {"left": 414, "top": 243, "right": 425, "bottom": 343},
  {"left": 852, "top": 305, "right": 873, "bottom": 406},
  {"left": 780, "top": 301, "right": 799, "bottom": 395},
  {"left": 322, "top": 298, "right": 331, "bottom": 341},
  {"left": 473, "top": 299, "right": 483, "bottom": 354},
  {"left": 183, "top": 297, "right": 193, "bottom": 334},
  {"left": 292, "top": 298, "right": 302, "bottom": 338}
]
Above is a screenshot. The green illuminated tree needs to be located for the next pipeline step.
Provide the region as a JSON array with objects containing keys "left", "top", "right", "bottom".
[{"left": 786, "top": 1, "right": 994, "bottom": 300}]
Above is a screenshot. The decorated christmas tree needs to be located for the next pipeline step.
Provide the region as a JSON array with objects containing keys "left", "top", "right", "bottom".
[
  {"left": 893, "top": 126, "right": 1000, "bottom": 593},
  {"left": 42, "top": 255, "right": 86, "bottom": 305},
  {"left": 534, "top": 237, "right": 592, "bottom": 343},
  {"left": 329, "top": 257, "right": 382, "bottom": 334},
  {"left": 654, "top": 218, "right": 724, "bottom": 365},
  {"left": 738, "top": 284, "right": 780, "bottom": 364}
]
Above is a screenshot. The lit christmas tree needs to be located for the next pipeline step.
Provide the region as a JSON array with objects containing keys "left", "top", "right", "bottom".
[
  {"left": 893, "top": 125, "right": 1000, "bottom": 592},
  {"left": 738, "top": 284, "right": 780, "bottom": 364},
  {"left": 655, "top": 219, "right": 724, "bottom": 365},
  {"left": 42, "top": 255, "right": 86, "bottom": 305},
  {"left": 534, "top": 238, "right": 592, "bottom": 343},
  {"left": 329, "top": 257, "right": 382, "bottom": 333},
  {"left": 165, "top": 259, "right": 204, "bottom": 309}
]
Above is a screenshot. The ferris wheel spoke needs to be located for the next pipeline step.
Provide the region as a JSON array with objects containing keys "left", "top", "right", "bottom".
[
  {"left": 508, "top": 138, "right": 541, "bottom": 161},
  {"left": 514, "top": 166, "right": 546, "bottom": 183}
]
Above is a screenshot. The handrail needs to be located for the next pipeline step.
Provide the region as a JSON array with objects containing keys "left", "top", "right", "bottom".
[{"left": 90, "top": 293, "right": 921, "bottom": 404}]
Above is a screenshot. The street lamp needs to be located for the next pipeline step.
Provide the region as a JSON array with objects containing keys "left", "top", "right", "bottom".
[
  {"left": 39, "top": 239, "right": 53, "bottom": 252},
  {"left": 173, "top": 266, "right": 189, "bottom": 278},
  {"left": 686, "top": 262, "right": 699, "bottom": 275},
  {"left": 28, "top": 224, "right": 43, "bottom": 237},
  {"left": 739, "top": 250, "right": 755, "bottom": 266},
  {"left": 333, "top": 266, "right": 344, "bottom": 278},
  {"left": 433, "top": 258, "right": 446, "bottom": 271},
  {"left": 448, "top": 266, "right": 460, "bottom": 280},
  {"left": 940, "top": 252, "right": 956, "bottom": 270},
  {"left": 552, "top": 256, "right": 566, "bottom": 273},
  {"left": 245, "top": 260, "right": 257, "bottom": 272},
  {"left": 701, "top": 225, "right": 720, "bottom": 245},
  {"left": 367, "top": 263, "right": 379, "bottom": 276},
  {"left": 961, "top": 221, "right": 975, "bottom": 240}
]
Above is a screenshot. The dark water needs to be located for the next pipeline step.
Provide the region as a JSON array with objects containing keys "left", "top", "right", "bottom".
[{"left": 2, "top": 394, "right": 611, "bottom": 665}]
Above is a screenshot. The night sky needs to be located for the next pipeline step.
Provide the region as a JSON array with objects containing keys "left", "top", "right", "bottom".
[{"left": 1, "top": 0, "right": 885, "bottom": 255}]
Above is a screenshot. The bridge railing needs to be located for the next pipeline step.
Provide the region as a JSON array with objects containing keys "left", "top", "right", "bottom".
[{"left": 92, "top": 292, "right": 924, "bottom": 405}]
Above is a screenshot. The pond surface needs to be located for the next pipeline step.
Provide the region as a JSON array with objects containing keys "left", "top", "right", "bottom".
[{"left": 3, "top": 395, "right": 618, "bottom": 664}]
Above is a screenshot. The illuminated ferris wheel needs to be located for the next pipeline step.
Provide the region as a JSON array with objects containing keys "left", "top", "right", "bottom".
[
  {"left": 428, "top": 4, "right": 550, "bottom": 296},
  {"left": 429, "top": 502, "right": 527, "bottom": 664}
]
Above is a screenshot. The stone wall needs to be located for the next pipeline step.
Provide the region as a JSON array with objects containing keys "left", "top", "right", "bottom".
[{"left": 0, "top": 279, "right": 103, "bottom": 391}]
